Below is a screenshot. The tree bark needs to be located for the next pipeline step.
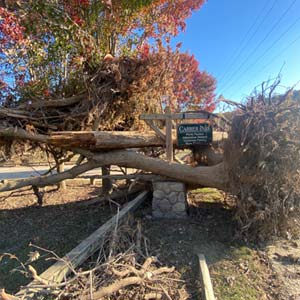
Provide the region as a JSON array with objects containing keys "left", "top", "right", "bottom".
[
  {"left": 0, "top": 150, "right": 228, "bottom": 193},
  {"left": 0, "top": 128, "right": 227, "bottom": 150},
  {"left": 91, "top": 150, "right": 227, "bottom": 190},
  {"left": 18, "top": 94, "right": 86, "bottom": 109},
  {"left": 0, "top": 127, "right": 47, "bottom": 143}
]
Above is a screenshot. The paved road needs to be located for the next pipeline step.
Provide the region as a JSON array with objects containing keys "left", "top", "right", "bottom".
[{"left": 0, "top": 165, "right": 134, "bottom": 180}]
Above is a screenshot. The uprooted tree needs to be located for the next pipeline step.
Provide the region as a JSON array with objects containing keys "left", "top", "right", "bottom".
[
  {"left": 0, "top": 1, "right": 300, "bottom": 241},
  {"left": 1, "top": 84, "right": 299, "bottom": 241},
  {"left": 0, "top": 0, "right": 218, "bottom": 190}
]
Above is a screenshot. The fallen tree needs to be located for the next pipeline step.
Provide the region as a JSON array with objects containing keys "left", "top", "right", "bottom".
[
  {"left": 0, "top": 150, "right": 227, "bottom": 193},
  {"left": 2, "top": 89, "right": 300, "bottom": 243},
  {"left": 0, "top": 128, "right": 227, "bottom": 150},
  {"left": 1, "top": 71, "right": 299, "bottom": 241},
  {"left": 0, "top": 52, "right": 223, "bottom": 191}
]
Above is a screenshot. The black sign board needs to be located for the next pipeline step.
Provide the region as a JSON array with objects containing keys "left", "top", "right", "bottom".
[{"left": 177, "top": 123, "right": 212, "bottom": 147}]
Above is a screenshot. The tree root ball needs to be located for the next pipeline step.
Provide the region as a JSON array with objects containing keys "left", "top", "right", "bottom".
[{"left": 224, "top": 90, "right": 300, "bottom": 241}]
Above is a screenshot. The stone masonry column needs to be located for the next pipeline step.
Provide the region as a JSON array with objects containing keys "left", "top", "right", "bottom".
[{"left": 152, "top": 181, "right": 187, "bottom": 219}]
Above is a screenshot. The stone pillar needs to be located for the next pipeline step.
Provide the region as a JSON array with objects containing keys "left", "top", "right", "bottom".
[{"left": 152, "top": 181, "right": 187, "bottom": 219}]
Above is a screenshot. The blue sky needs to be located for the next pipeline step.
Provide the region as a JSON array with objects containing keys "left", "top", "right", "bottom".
[{"left": 173, "top": 0, "right": 300, "bottom": 102}]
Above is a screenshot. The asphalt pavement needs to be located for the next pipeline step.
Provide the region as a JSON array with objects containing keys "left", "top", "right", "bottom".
[{"left": 0, "top": 165, "right": 132, "bottom": 180}]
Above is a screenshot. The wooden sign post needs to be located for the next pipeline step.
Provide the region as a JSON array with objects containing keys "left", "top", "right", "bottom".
[
  {"left": 165, "top": 106, "right": 173, "bottom": 162},
  {"left": 140, "top": 109, "right": 213, "bottom": 162}
]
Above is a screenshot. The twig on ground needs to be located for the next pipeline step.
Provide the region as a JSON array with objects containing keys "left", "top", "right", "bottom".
[{"left": 28, "top": 265, "right": 49, "bottom": 285}]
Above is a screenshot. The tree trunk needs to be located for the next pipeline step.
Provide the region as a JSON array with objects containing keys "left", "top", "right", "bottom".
[
  {"left": 57, "top": 162, "right": 66, "bottom": 190},
  {"left": 0, "top": 128, "right": 227, "bottom": 151},
  {"left": 49, "top": 131, "right": 227, "bottom": 150},
  {"left": 91, "top": 150, "right": 227, "bottom": 190},
  {"left": 0, "top": 150, "right": 228, "bottom": 193}
]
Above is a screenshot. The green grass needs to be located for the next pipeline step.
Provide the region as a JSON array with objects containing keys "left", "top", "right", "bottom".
[
  {"left": 211, "top": 246, "right": 268, "bottom": 300},
  {"left": 189, "top": 188, "right": 225, "bottom": 203}
]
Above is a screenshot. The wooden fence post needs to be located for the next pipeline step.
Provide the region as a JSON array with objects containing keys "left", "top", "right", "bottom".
[
  {"left": 165, "top": 106, "right": 173, "bottom": 162},
  {"left": 57, "top": 162, "right": 66, "bottom": 190},
  {"left": 102, "top": 165, "right": 112, "bottom": 194}
]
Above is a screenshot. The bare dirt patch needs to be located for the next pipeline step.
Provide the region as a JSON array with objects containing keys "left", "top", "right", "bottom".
[
  {"left": 0, "top": 183, "right": 115, "bottom": 293},
  {"left": 267, "top": 240, "right": 300, "bottom": 300}
]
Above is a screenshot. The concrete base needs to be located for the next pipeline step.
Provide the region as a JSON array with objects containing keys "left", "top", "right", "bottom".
[{"left": 152, "top": 181, "right": 187, "bottom": 219}]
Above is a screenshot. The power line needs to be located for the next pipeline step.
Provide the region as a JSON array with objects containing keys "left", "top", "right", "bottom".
[
  {"left": 259, "top": 36, "right": 300, "bottom": 73},
  {"left": 218, "top": 0, "right": 279, "bottom": 87},
  {"left": 219, "top": 0, "right": 297, "bottom": 93},
  {"left": 218, "top": 0, "right": 272, "bottom": 84},
  {"left": 219, "top": 0, "right": 298, "bottom": 95},
  {"left": 221, "top": 16, "right": 300, "bottom": 97},
  {"left": 228, "top": 34, "right": 300, "bottom": 99}
]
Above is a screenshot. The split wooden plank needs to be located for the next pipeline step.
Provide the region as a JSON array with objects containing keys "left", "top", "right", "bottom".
[
  {"left": 17, "top": 191, "right": 149, "bottom": 299},
  {"left": 198, "top": 253, "right": 216, "bottom": 300}
]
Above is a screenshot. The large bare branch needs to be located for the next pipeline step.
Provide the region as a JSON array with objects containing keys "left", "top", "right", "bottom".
[
  {"left": 90, "top": 150, "right": 227, "bottom": 190},
  {"left": 0, "top": 108, "right": 40, "bottom": 120},
  {"left": 18, "top": 94, "right": 86, "bottom": 109},
  {"left": 0, "top": 127, "right": 47, "bottom": 143},
  {"left": 0, "top": 160, "right": 100, "bottom": 192},
  {"left": 0, "top": 150, "right": 228, "bottom": 193}
]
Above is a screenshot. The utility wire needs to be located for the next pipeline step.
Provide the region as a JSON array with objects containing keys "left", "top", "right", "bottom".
[
  {"left": 220, "top": 0, "right": 278, "bottom": 82},
  {"left": 219, "top": 0, "right": 297, "bottom": 95},
  {"left": 259, "top": 36, "right": 300, "bottom": 73},
  {"left": 223, "top": 16, "right": 300, "bottom": 97},
  {"left": 218, "top": 0, "right": 278, "bottom": 85},
  {"left": 228, "top": 35, "right": 300, "bottom": 99}
]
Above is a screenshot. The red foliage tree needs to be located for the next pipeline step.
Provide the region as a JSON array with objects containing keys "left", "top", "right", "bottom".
[
  {"left": 171, "top": 52, "right": 216, "bottom": 112},
  {"left": 0, "top": 7, "right": 24, "bottom": 48},
  {"left": 0, "top": 0, "right": 216, "bottom": 113}
]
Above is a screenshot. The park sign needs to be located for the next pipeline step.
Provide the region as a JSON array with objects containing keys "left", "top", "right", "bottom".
[{"left": 177, "top": 123, "right": 212, "bottom": 147}]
